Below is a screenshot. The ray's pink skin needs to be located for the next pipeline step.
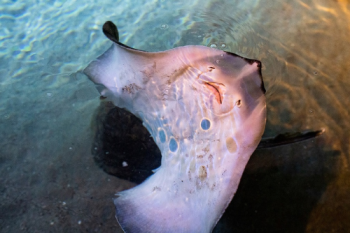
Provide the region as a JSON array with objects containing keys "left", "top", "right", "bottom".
[{"left": 84, "top": 21, "right": 266, "bottom": 233}]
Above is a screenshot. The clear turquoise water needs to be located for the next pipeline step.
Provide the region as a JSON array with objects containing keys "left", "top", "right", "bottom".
[{"left": 0, "top": 0, "right": 349, "bottom": 232}]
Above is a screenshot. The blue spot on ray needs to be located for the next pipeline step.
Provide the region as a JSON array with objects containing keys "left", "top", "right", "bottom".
[
  {"left": 159, "top": 129, "right": 166, "bottom": 143},
  {"left": 169, "top": 138, "right": 178, "bottom": 152},
  {"left": 201, "top": 119, "right": 211, "bottom": 130}
]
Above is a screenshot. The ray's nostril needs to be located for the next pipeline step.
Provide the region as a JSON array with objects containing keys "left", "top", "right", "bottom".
[
  {"left": 236, "top": 99, "right": 242, "bottom": 107},
  {"left": 208, "top": 66, "right": 215, "bottom": 72}
]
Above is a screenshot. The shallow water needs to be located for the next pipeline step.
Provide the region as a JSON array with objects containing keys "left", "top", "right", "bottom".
[{"left": 1, "top": 0, "right": 349, "bottom": 232}]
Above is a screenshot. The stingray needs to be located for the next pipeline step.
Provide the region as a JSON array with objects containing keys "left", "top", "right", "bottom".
[{"left": 84, "top": 21, "right": 266, "bottom": 233}]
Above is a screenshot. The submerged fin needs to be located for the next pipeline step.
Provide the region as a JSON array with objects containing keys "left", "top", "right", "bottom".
[{"left": 257, "top": 129, "right": 324, "bottom": 149}]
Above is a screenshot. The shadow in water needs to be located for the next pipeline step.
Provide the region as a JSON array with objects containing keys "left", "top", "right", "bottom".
[
  {"left": 91, "top": 100, "right": 339, "bottom": 232},
  {"left": 214, "top": 141, "right": 340, "bottom": 233},
  {"left": 91, "top": 101, "right": 161, "bottom": 184}
]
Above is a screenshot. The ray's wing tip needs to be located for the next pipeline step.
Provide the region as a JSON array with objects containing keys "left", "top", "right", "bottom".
[
  {"left": 224, "top": 51, "right": 266, "bottom": 94},
  {"left": 82, "top": 65, "right": 93, "bottom": 82},
  {"left": 251, "top": 59, "right": 266, "bottom": 94},
  {"left": 243, "top": 58, "right": 266, "bottom": 95},
  {"left": 82, "top": 63, "right": 98, "bottom": 85},
  {"left": 113, "top": 188, "right": 212, "bottom": 233}
]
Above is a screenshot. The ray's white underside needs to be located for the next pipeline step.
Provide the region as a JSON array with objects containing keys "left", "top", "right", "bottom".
[{"left": 84, "top": 33, "right": 266, "bottom": 233}]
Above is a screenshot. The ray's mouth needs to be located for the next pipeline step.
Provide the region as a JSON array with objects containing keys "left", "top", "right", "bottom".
[{"left": 203, "top": 81, "right": 225, "bottom": 104}]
